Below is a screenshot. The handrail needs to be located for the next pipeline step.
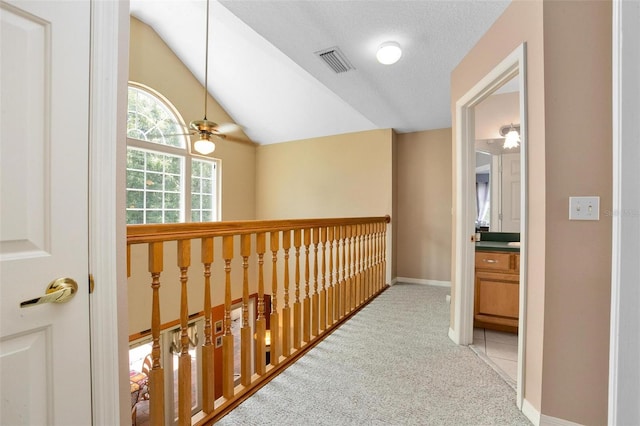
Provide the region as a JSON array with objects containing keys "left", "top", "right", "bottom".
[
  {"left": 127, "top": 215, "right": 390, "bottom": 425},
  {"left": 127, "top": 215, "right": 391, "bottom": 244}
]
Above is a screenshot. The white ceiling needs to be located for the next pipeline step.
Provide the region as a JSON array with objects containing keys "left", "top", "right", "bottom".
[{"left": 129, "top": 0, "right": 511, "bottom": 145}]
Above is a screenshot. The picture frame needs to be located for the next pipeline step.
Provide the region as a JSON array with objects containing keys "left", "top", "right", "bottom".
[
  {"left": 215, "top": 335, "right": 223, "bottom": 348},
  {"left": 214, "top": 320, "right": 223, "bottom": 335}
]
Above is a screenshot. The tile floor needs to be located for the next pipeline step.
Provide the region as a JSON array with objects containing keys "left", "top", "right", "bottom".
[{"left": 471, "top": 328, "right": 518, "bottom": 389}]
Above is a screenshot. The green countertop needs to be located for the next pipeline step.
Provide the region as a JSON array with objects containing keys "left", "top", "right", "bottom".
[{"left": 475, "top": 240, "right": 520, "bottom": 253}]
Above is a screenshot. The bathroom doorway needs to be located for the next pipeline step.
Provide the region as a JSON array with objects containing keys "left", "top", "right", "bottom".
[
  {"left": 451, "top": 43, "right": 528, "bottom": 408},
  {"left": 469, "top": 74, "right": 522, "bottom": 389}
]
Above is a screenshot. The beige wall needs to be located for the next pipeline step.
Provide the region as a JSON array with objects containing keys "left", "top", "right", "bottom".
[
  {"left": 129, "top": 17, "right": 256, "bottom": 221},
  {"left": 255, "top": 129, "right": 393, "bottom": 219},
  {"left": 475, "top": 92, "right": 520, "bottom": 140},
  {"left": 541, "top": 1, "right": 612, "bottom": 422},
  {"left": 396, "top": 129, "right": 452, "bottom": 283},
  {"left": 256, "top": 129, "right": 395, "bottom": 282},
  {"left": 451, "top": 1, "right": 611, "bottom": 424}
]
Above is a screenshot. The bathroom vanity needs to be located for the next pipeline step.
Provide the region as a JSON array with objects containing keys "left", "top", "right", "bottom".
[{"left": 474, "top": 233, "right": 520, "bottom": 333}]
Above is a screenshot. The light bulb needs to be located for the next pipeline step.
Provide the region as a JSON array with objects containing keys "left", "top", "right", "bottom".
[
  {"left": 194, "top": 135, "right": 215, "bottom": 155},
  {"left": 503, "top": 129, "right": 520, "bottom": 149},
  {"left": 376, "top": 41, "right": 402, "bottom": 65}
]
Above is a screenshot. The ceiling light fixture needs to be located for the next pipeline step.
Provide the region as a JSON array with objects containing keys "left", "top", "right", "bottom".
[
  {"left": 376, "top": 41, "right": 402, "bottom": 65},
  {"left": 499, "top": 123, "right": 521, "bottom": 149},
  {"left": 187, "top": 0, "right": 240, "bottom": 155},
  {"left": 194, "top": 134, "right": 215, "bottom": 155}
]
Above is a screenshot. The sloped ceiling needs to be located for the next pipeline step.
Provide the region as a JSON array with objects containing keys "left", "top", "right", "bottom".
[{"left": 129, "top": 0, "right": 511, "bottom": 145}]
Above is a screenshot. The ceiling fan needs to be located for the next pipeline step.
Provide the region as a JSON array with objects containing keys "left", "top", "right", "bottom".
[{"left": 185, "top": 0, "right": 244, "bottom": 154}]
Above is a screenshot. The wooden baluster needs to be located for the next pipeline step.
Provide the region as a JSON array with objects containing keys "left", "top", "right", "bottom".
[
  {"left": 303, "top": 228, "right": 311, "bottom": 343},
  {"left": 357, "top": 224, "right": 364, "bottom": 306},
  {"left": 148, "top": 242, "right": 165, "bottom": 426},
  {"left": 352, "top": 225, "right": 359, "bottom": 308},
  {"left": 201, "top": 237, "right": 215, "bottom": 413},
  {"left": 327, "top": 227, "right": 335, "bottom": 326},
  {"left": 320, "top": 227, "right": 327, "bottom": 331},
  {"left": 372, "top": 223, "right": 378, "bottom": 292},
  {"left": 365, "top": 223, "right": 373, "bottom": 300},
  {"left": 378, "top": 222, "right": 384, "bottom": 291},
  {"left": 293, "top": 229, "right": 302, "bottom": 350},
  {"left": 177, "top": 241, "right": 192, "bottom": 425},
  {"left": 371, "top": 224, "right": 376, "bottom": 295},
  {"left": 222, "top": 236, "right": 234, "bottom": 399},
  {"left": 345, "top": 225, "right": 352, "bottom": 314},
  {"left": 351, "top": 224, "right": 357, "bottom": 311},
  {"left": 270, "top": 232, "right": 280, "bottom": 366},
  {"left": 351, "top": 225, "right": 361, "bottom": 309},
  {"left": 382, "top": 221, "right": 387, "bottom": 288},
  {"left": 240, "top": 234, "right": 252, "bottom": 387},
  {"left": 374, "top": 223, "right": 380, "bottom": 292},
  {"left": 312, "top": 227, "right": 319, "bottom": 337},
  {"left": 338, "top": 226, "right": 347, "bottom": 318},
  {"left": 255, "top": 233, "right": 267, "bottom": 375},
  {"left": 281, "top": 230, "right": 291, "bottom": 357}
]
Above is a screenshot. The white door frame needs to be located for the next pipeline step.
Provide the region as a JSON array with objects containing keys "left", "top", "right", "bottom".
[
  {"left": 88, "top": 0, "right": 130, "bottom": 424},
  {"left": 450, "top": 43, "right": 528, "bottom": 408},
  {"left": 609, "top": 1, "right": 640, "bottom": 424}
]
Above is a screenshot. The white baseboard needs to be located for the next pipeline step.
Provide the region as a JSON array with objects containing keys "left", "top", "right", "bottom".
[
  {"left": 390, "top": 277, "right": 398, "bottom": 286},
  {"left": 522, "top": 399, "right": 541, "bottom": 426},
  {"left": 396, "top": 277, "right": 451, "bottom": 287},
  {"left": 540, "top": 414, "right": 583, "bottom": 426}
]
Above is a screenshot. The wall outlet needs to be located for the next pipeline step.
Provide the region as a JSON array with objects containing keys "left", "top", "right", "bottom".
[{"left": 569, "top": 196, "right": 600, "bottom": 220}]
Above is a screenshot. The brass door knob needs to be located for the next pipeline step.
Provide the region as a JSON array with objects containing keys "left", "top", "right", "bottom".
[{"left": 20, "top": 278, "right": 78, "bottom": 308}]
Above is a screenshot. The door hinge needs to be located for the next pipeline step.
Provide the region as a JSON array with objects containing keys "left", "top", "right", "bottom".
[{"left": 89, "top": 274, "right": 95, "bottom": 294}]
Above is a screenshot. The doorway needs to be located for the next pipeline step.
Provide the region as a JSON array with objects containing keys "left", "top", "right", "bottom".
[
  {"left": 451, "top": 43, "right": 528, "bottom": 407},
  {"left": 470, "top": 76, "right": 522, "bottom": 388}
]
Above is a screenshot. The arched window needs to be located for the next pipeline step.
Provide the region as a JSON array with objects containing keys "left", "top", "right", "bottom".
[{"left": 126, "top": 83, "right": 220, "bottom": 224}]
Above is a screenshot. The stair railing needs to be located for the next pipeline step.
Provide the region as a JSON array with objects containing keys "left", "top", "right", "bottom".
[{"left": 127, "top": 216, "right": 390, "bottom": 425}]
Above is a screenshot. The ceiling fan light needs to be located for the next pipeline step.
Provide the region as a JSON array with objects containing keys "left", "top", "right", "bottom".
[
  {"left": 376, "top": 41, "right": 402, "bottom": 65},
  {"left": 503, "top": 129, "right": 520, "bottom": 149},
  {"left": 194, "top": 135, "right": 215, "bottom": 155}
]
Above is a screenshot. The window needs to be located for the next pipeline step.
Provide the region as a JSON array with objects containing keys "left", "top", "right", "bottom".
[{"left": 126, "top": 83, "right": 220, "bottom": 224}]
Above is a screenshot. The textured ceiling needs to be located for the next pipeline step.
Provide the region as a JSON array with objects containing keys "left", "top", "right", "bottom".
[{"left": 130, "top": 0, "right": 511, "bottom": 145}]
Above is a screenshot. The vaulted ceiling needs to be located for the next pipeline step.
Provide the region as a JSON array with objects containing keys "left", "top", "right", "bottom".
[{"left": 129, "top": 0, "right": 511, "bottom": 145}]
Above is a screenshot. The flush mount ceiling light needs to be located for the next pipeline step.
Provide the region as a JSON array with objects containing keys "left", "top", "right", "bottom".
[
  {"left": 499, "top": 123, "right": 521, "bottom": 149},
  {"left": 376, "top": 41, "right": 402, "bottom": 65}
]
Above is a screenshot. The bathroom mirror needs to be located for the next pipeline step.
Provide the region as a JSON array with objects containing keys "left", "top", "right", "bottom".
[{"left": 474, "top": 75, "right": 521, "bottom": 232}]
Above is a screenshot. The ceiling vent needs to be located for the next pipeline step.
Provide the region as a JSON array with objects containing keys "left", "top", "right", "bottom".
[{"left": 315, "top": 46, "right": 355, "bottom": 74}]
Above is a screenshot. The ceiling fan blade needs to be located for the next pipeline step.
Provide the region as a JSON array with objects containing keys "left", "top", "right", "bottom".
[
  {"left": 214, "top": 122, "right": 242, "bottom": 134},
  {"left": 222, "top": 134, "right": 256, "bottom": 146},
  {"left": 163, "top": 130, "right": 196, "bottom": 137}
]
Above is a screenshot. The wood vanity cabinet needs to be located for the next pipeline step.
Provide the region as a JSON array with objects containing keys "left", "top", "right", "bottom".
[{"left": 474, "top": 251, "right": 519, "bottom": 333}]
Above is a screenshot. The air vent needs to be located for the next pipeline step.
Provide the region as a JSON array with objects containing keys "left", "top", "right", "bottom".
[{"left": 315, "top": 46, "right": 355, "bottom": 74}]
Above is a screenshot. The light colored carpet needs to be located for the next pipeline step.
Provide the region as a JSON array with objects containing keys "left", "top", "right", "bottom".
[{"left": 217, "top": 283, "right": 531, "bottom": 425}]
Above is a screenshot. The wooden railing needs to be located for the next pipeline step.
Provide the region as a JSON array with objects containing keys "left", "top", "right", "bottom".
[{"left": 127, "top": 216, "right": 390, "bottom": 425}]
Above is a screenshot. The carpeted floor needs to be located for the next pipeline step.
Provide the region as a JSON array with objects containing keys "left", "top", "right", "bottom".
[{"left": 216, "top": 283, "right": 531, "bottom": 425}]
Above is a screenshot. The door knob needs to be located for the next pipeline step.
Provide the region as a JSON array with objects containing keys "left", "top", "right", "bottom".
[{"left": 20, "top": 278, "right": 78, "bottom": 308}]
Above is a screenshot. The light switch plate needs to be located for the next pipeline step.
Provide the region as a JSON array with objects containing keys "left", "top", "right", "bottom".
[{"left": 569, "top": 196, "right": 600, "bottom": 220}]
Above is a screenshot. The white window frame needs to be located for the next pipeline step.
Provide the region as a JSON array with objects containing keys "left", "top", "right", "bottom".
[{"left": 126, "top": 82, "right": 221, "bottom": 224}]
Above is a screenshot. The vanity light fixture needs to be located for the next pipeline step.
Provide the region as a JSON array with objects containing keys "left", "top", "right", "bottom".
[
  {"left": 376, "top": 41, "right": 402, "bottom": 65},
  {"left": 499, "top": 123, "right": 521, "bottom": 149}
]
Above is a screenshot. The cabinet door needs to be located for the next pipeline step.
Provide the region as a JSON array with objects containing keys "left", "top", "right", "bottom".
[{"left": 474, "top": 271, "right": 519, "bottom": 328}]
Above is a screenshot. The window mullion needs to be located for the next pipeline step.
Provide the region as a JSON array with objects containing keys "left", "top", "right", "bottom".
[{"left": 184, "top": 157, "right": 191, "bottom": 223}]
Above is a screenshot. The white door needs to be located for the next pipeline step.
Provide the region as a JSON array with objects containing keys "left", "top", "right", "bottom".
[
  {"left": 0, "top": 1, "right": 92, "bottom": 424},
  {"left": 500, "top": 152, "right": 521, "bottom": 232}
]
